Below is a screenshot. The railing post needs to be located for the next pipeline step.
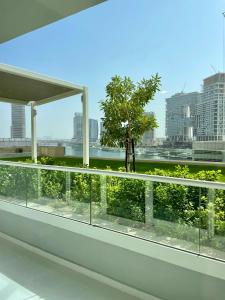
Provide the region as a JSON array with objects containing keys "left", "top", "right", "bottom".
[
  {"left": 207, "top": 188, "right": 215, "bottom": 239},
  {"left": 66, "top": 172, "right": 71, "bottom": 204},
  {"left": 145, "top": 180, "right": 154, "bottom": 226},
  {"left": 31, "top": 102, "right": 37, "bottom": 163},
  {"left": 100, "top": 175, "right": 107, "bottom": 216},
  {"left": 37, "top": 169, "right": 42, "bottom": 200},
  {"left": 82, "top": 87, "right": 89, "bottom": 167},
  {"left": 89, "top": 174, "right": 92, "bottom": 225}
]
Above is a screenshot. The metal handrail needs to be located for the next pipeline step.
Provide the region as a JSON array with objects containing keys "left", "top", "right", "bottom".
[{"left": 0, "top": 159, "right": 224, "bottom": 190}]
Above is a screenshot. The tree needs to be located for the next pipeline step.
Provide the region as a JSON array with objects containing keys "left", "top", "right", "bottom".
[{"left": 100, "top": 74, "right": 161, "bottom": 172}]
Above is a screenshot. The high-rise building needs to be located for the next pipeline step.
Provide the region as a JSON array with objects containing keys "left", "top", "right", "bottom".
[
  {"left": 141, "top": 112, "right": 155, "bottom": 146},
  {"left": 100, "top": 121, "right": 105, "bottom": 140},
  {"left": 196, "top": 73, "right": 225, "bottom": 141},
  {"left": 73, "top": 113, "right": 98, "bottom": 143},
  {"left": 11, "top": 104, "right": 26, "bottom": 139},
  {"left": 89, "top": 118, "right": 98, "bottom": 142},
  {"left": 165, "top": 92, "right": 201, "bottom": 146},
  {"left": 73, "top": 113, "right": 83, "bottom": 142}
]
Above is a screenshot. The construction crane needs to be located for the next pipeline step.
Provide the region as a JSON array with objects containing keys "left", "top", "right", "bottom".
[
  {"left": 210, "top": 65, "right": 217, "bottom": 74},
  {"left": 181, "top": 82, "right": 186, "bottom": 93}
]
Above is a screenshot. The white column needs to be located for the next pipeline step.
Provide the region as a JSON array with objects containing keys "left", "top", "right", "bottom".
[
  {"left": 31, "top": 101, "right": 37, "bottom": 163},
  {"left": 82, "top": 87, "right": 89, "bottom": 166}
]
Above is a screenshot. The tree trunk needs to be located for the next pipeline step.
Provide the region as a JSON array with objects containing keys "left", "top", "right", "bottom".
[
  {"left": 126, "top": 138, "right": 132, "bottom": 172},
  {"left": 125, "top": 127, "right": 135, "bottom": 172},
  {"left": 132, "top": 138, "right": 135, "bottom": 172},
  {"left": 125, "top": 138, "right": 129, "bottom": 172},
  {"left": 125, "top": 137, "right": 135, "bottom": 172}
]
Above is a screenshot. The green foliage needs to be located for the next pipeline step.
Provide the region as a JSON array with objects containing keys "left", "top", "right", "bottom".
[
  {"left": 39, "top": 156, "right": 55, "bottom": 165},
  {"left": 106, "top": 177, "right": 145, "bottom": 222},
  {"left": 40, "top": 169, "right": 66, "bottom": 200},
  {"left": 103, "top": 165, "right": 225, "bottom": 250},
  {"left": 0, "top": 165, "right": 38, "bottom": 201},
  {"left": 100, "top": 74, "right": 161, "bottom": 147},
  {"left": 145, "top": 166, "right": 221, "bottom": 225},
  {"left": 4, "top": 156, "right": 225, "bottom": 181},
  {"left": 1, "top": 158, "right": 225, "bottom": 252},
  {"left": 100, "top": 74, "right": 161, "bottom": 171},
  {"left": 70, "top": 173, "right": 92, "bottom": 204}
]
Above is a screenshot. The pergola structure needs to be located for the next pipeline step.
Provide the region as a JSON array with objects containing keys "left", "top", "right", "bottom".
[
  {"left": 0, "top": 1, "right": 105, "bottom": 165},
  {"left": 0, "top": 64, "right": 89, "bottom": 165}
]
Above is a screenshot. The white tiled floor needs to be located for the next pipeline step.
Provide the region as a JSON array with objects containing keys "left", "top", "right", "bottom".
[{"left": 0, "top": 236, "right": 142, "bottom": 300}]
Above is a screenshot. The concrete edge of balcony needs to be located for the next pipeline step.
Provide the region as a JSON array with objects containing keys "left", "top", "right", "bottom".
[{"left": 0, "top": 200, "right": 224, "bottom": 282}]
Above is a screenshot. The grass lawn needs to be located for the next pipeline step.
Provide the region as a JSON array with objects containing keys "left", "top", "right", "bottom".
[{"left": 3, "top": 156, "right": 225, "bottom": 182}]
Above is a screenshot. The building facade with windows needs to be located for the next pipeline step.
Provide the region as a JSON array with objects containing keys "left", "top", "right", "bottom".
[
  {"left": 73, "top": 112, "right": 83, "bottom": 143},
  {"left": 165, "top": 92, "right": 200, "bottom": 147},
  {"left": 11, "top": 104, "right": 26, "bottom": 139},
  {"left": 73, "top": 113, "right": 98, "bottom": 143},
  {"left": 141, "top": 112, "right": 155, "bottom": 146},
  {"left": 193, "top": 73, "right": 225, "bottom": 161},
  {"left": 89, "top": 118, "right": 98, "bottom": 142},
  {"left": 196, "top": 73, "right": 225, "bottom": 141}
]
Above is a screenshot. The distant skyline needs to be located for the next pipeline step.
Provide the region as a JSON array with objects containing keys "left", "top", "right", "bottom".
[{"left": 0, "top": 0, "right": 225, "bottom": 139}]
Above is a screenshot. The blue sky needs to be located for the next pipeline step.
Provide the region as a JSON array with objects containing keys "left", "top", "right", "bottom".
[{"left": 0, "top": 0, "right": 225, "bottom": 138}]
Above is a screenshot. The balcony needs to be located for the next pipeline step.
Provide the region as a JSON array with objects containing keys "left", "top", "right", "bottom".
[
  {"left": 0, "top": 161, "right": 160, "bottom": 300},
  {"left": 0, "top": 235, "right": 142, "bottom": 300},
  {"left": 0, "top": 160, "right": 225, "bottom": 300}
]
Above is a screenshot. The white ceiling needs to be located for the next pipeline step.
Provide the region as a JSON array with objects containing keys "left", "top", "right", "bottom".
[{"left": 0, "top": 0, "right": 105, "bottom": 44}]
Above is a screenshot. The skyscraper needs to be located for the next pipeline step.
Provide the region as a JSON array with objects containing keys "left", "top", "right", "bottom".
[
  {"left": 89, "top": 118, "right": 98, "bottom": 142},
  {"left": 196, "top": 73, "right": 225, "bottom": 141},
  {"left": 141, "top": 112, "right": 155, "bottom": 146},
  {"left": 11, "top": 104, "right": 26, "bottom": 139},
  {"left": 73, "top": 113, "right": 99, "bottom": 143},
  {"left": 73, "top": 113, "right": 83, "bottom": 142},
  {"left": 165, "top": 92, "right": 200, "bottom": 146}
]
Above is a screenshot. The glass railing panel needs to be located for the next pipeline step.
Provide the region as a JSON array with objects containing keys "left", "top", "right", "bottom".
[
  {"left": 0, "top": 163, "right": 92, "bottom": 224},
  {"left": 24, "top": 167, "right": 39, "bottom": 206},
  {"left": 0, "top": 165, "right": 27, "bottom": 206},
  {"left": 200, "top": 187, "right": 225, "bottom": 261},
  {"left": 27, "top": 168, "right": 66, "bottom": 215},
  {"left": 91, "top": 175, "right": 200, "bottom": 253},
  {"left": 69, "top": 172, "right": 91, "bottom": 223},
  {"left": 4, "top": 161, "right": 225, "bottom": 260},
  {"left": 26, "top": 168, "right": 91, "bottom": 223},
  {"left": 151, "top": 182, "right": 200, "bottom": 253},
  {"left": 91, "top": 175, "right": 146, "bottom": 233}
]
